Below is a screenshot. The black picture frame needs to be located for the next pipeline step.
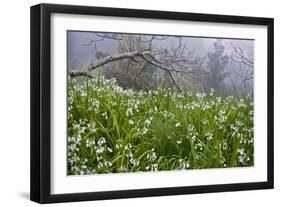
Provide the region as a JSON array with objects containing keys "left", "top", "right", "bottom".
[{"left": 30, "top": 3, "right": 274, "bottom": 204}]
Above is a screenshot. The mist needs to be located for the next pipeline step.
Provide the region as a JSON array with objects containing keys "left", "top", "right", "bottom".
[{"left": 68, "top": 31, "right": 254, "bottom": 96}]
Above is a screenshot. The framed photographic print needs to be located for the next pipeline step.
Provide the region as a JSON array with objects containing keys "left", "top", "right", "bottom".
[{"left": 30, "top": 3, "right": 274, "bottom": 203}]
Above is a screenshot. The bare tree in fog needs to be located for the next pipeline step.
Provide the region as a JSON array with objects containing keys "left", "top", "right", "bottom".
[
  {"left": 69, "top": 32, "right": 254, "bottom": 96},
  {"left": 70, "top": 33, "right": 202, "bottom": 91},
  {"left": 227, "top": 44, "right": 254, "bottom": 96}
]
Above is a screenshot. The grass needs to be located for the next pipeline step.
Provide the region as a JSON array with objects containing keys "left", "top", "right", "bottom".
[{"left": 67, "top": 75, "right": 254, "bottom": 175}]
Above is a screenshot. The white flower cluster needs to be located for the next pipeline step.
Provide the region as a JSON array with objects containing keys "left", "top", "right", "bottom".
[
  {"left": 205, "top": 132, "right": 213, "bottom": 141},
  {"left": 237, "top": 148, "right": 250, "bottom": 164},
  {"left": 178, "top": 158, "right": 190, "bottom": 170},
  {"left": 67, "top": 75, "right": 254, "bottom": 174}
]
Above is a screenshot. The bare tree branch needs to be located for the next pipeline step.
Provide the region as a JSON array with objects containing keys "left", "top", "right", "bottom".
[
  {"left": 77, "top": 33, "right": 203, "bottom": 91},
  {"left": 231, "top": 44, "right": 254, "bottom": 68},
  {"left": 134, "top": 64, "right": 146, "bottom": 80},
  {"left": 69, "top": 71, "right": 93, "bottom": 78},
  {"left": 69, "top": 50, "right": 150, "bottom": 77}
]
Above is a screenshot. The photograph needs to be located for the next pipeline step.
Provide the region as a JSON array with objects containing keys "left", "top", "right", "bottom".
[
  {"left": 30, "top": 3, "right": 273, "bottom": 203},
  {"left": 67, "top": 31, "right": 254, "bottom": 175}
]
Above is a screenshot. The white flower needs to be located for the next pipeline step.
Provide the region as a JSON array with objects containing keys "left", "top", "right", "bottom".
[
  {"left": 98, "top": 137, "right": 106, "bottom": 145},
  {"left": 175, "top": 122, "right": 181, "bottom": 128},
  {"left": 126, "top": 108, "right": 133, "bottom": 116},
  {"left": 195, "top": 143, "right": 203, "bottom": 151},
  {"left": 87, "top": 122, "right": 96, "bottom": 133},
  {"left": 128, "top": 119, "right": 134, "bottom": 125},
  {"left": 201, "top": 120, "right": 208, "bottom": 125},
  {"left": 115, "top": 143, "right": 122, "bottom": 150},
  {"left": 237, "top": 148, "right": 244, "bottom": 155},
  {"left": 141, "top": 127, "right": 148, "bottom": 135},
  {"left": 107, "top": 147, "right": 113, "bottom": 153},
  {"left": 130, "top": 158, "right": 140, "bottom": 167},
  {"left": 176, "top": 140, "right": 182, "bottom": 144},
  {"left": 179, "top": 159, "right": 190, "bottom": 169},
  {"left": 96, "top": 146, "right": 105, "bottom": 154},
  {"left": 237, "top": 148, "right": 247, "bottom": 164},
  {"left": 104, "top": 161, "right": 113, "bottom": 167},
  {"left": 101, "top": 112, "right": 108, "bottom": 120},
  {"left": 177, "top": 93, "right": 184, "bottom": 99},
  {"left": 86, "top": 139, "right": 95, "bottom": 148},
  {"left": 205, "top": 132, "right": 213, "bottom": 141},
  {"left": 196, "top": 92, "right": 206, "bottom": 99},
  {"left": 151, "top": 164, "right": 158, "bottom": 171},
  {"left": 98, "top": 162, "right": 104, "bottom": 169},
  {"left": 93, "top": 100, "right": 100, "bottom": 112},
  {"left": 144, "top": 118, "right": 152, "bottom": 126},
  {"left": 125, "top": 143, "right": 132, "bottom": 150},
  {"left": 147, "top": 149, "right": 157, "bottom": 162}
]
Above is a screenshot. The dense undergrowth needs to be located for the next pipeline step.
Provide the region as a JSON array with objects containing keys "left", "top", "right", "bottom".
[{"left": 67, "top": 76, "right": 254, "bottom": 175}]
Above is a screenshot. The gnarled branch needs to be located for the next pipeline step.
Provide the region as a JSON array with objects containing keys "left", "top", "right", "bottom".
[{"left": 69, "top": 50, "right": 150, "bottom": 77}]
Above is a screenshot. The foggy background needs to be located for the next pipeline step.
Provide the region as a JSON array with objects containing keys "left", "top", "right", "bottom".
[{"left": 68, "top": 31, "right": 254, "bottom": 96}]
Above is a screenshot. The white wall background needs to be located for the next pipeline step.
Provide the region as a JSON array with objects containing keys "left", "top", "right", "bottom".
[{"left": 0, "top": 0, "right": 279, "bottom": 206}]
